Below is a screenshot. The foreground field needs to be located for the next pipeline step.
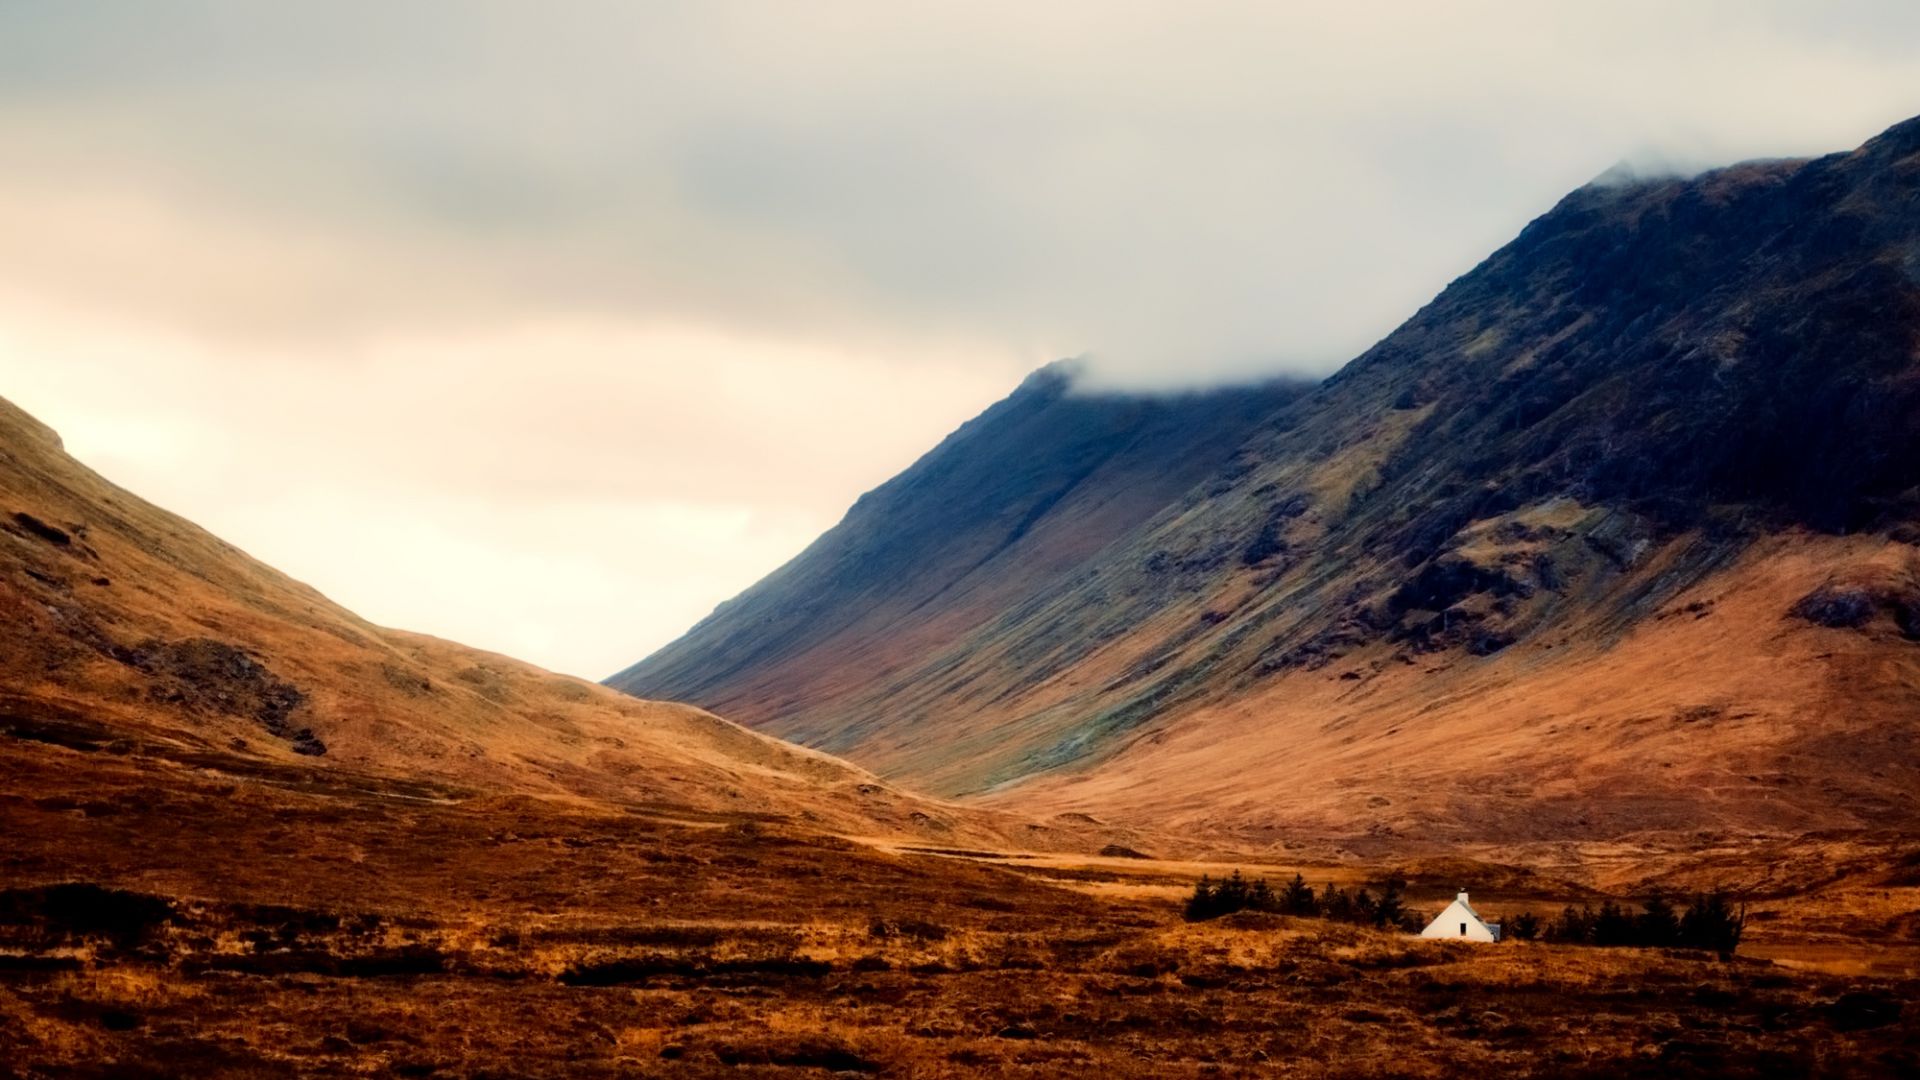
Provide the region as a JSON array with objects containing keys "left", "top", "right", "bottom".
[{"left": 3, "top": 735, "right": 1917, "bottom": 1078}]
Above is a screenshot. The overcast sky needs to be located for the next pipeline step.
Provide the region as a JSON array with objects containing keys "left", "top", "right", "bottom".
[{"left": 1, "top": 2, "right": 1916, "bottom": 678}]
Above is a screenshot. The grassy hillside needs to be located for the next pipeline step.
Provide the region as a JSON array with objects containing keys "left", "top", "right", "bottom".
[{"left": 0, "top": 393, "right": 1087, "bottom": 847}]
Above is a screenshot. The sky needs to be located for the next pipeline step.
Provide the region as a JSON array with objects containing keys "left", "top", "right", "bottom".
[{"left": 1, "top": 2, "right": 1917, "bottom": 679}]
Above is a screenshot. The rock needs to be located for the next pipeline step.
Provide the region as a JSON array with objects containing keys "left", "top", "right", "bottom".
[
  {"left": 1388, "top": 554, "right": 1530, "bottom": 616},
  {"left": 1790, "top": 586, "right": 1878, "bottom": 628},
  {"left": 1467, "top": 628, "right": 1516, "bottom": 656},
  {"left": 111, "top": 637, "right": 320, "bottom": 749},
  {"left": 289, "top": 729, "right": 329, "bottom": 757},
  {"left": 11, "top": 512, "right": 70, "bottom": 547},
  {"left": 1790, "top": 579, "right": 1920, "bottom": 638}
]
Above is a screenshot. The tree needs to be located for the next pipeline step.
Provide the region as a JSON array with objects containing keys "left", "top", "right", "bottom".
[
  {"left": 1548, "top": 905, "right": 1592, "bottom": 944},
  {"left": 1592, "top": 901, "right": 1636, "bottom": 946},
  {"left": 1184, "top": 876, "right": 1218, "bottom": 922},
  {"left": 1508, "top": 911, "right": 1541, "bottom": 941},
  {"left": 1280, "top": 874, "right": 1317, "bottom": 916},
  {"left": 1322, "top": 884, "right": 1355, "bottom": 923},
  {"left": 1183, "top": 870, "right": 1286, "bottom": 921},
  {"left": 1678, "top": 890, "right": 1745, "bottom": 957},
  {"left": 1372, "top": 880, "right": 1407, "bottom": 929},
  {"left": 1636, "top": 891, "right": 1680, "bottom": 947},
  {"left": 1215, "top": 871, "right": 1251, "bottom": 915},
  {"left": 1351, "top": 888, "right": 1378, "bottom": 926}
]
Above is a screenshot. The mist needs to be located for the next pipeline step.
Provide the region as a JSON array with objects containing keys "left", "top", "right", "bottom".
[
  {"left": 5, "top": 3, "right": 1918, "bottom": 385},
  {"left": 2, "top": 1, "right": 1919, "bottom": 674}
]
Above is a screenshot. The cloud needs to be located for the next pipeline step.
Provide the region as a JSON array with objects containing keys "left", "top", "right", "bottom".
[
  {"left": 4, "top": 2, "right": 1918, "bottom": 378},
  {"left": 1, "top": 1, "right": 1917, "bottom": 672}
]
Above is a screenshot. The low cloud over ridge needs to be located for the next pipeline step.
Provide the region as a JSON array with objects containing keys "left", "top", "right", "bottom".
[
  {"left": 2, "top": 1, "right": 1918, "bottom": 673},
  {"left": 4, "top": 2, "right": 1918, "bottom": 382}
]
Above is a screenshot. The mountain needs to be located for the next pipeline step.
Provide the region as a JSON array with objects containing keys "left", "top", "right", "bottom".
[
  {"left": 0, "top": 393, "right": 1063, "bottom": 845},
  {"left": 610, "top": 116, "right": 1920, "bottom": 848},
  {"left": 13, "top": 394, "right": 1905, "bottom": 1080},
  {"left": 608, "top": 369, "right": 1309, "bottom": 757}
]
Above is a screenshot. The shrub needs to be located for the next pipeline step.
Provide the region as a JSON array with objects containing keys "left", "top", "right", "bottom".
[{"left": 0, "top": 884, "right": 175, "bottom": 948}]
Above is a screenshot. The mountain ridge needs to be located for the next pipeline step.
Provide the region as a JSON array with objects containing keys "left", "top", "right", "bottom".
[
  {"left": 609, "top": 366, "right": 1313, "bottom": 752},
  {"left": 609, "top": 115, "right": 1920, "bottom": 846}
]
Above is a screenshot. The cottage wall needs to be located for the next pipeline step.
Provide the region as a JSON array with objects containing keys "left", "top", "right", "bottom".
[{"left": 1418, "top": 894, "right": 1500, "bottom": 942}]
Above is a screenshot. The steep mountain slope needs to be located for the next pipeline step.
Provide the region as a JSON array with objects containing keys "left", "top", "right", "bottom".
[
  {"left": 608, "top": 370, "right": 1309, "bottom": 749},
  {"left": 610, "top": 116, "right": 1920, "bottom": 845},
  {"left": 0, "top": 393, "right": 1052, "bottom": 844}
]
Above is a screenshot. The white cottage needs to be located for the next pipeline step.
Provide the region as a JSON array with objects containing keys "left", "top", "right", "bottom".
[{"left": 1419, "top": 890, "right": 1501, "bottom": 942}]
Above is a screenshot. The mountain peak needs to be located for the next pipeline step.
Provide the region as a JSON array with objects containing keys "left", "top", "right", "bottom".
[
  {"left": 1016, "top": 357, "right": 1088, "bottom": 395},
  {"left": 1860, "top": 111, "right": 1920, "bottom": 160},
  {"left": 609, "top": 118, "right": 1920, "bottom": 845}
]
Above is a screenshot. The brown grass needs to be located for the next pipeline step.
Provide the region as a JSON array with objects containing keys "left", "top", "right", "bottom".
[
  {"left": 0, "top": 393, "right": 1134, "bottom": 857},
  {"left": 3, "top": 733, "right": 1917, "bottom": 1078},
  {"left": 3, "top": 387, "right": 1917, "bottom": 1075},
  {"left": 995, "top": 532, "right": 1920, "bottom": 862}
]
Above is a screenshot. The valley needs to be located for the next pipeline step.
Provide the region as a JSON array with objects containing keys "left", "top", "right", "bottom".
[
  {"left": 3, "top": 112, "right": 1920, "bottom": 1077},
  {"left": 2, "top": 383, "right": 1913, "bottom": 1076},
  {"left": 3, "top": 726, "right": 1916, "bottom": 1077}
]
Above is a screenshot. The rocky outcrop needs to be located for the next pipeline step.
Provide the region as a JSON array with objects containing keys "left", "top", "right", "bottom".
[
  {"left": 113, "top": 638, "right": 325, "bottom": 754},
  {"left": 1791, "top": 577, "right": 1920, "bottom": 640}
]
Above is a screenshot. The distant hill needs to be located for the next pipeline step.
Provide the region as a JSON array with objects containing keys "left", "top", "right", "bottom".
[
  {"left": 0, "top": 393, "right": 1057, "bottom": 846},
  {"left": 609, "top": 116, "right": 1920, "bottom": 848}
]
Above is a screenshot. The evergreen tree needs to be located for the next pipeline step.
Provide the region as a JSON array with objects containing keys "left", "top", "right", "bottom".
[
  {"left": 1216, "top": 870, "right": 1251, "bottom": 915},
  {"left": 1548, "top": 905, "right": 1592, "bottom": 944},
  {"left": 1184, "top": 876, "right": 1217, "bottom": 922},
  {"left": 1636, "top": 891, "right": 1680, "bottom": 947},
  {"left": 1322, "top": 884, "right": 1354, "bottom": 923},
  {"left": 1184, "top": 870, "right": 1298, "bottom": 921},
  {"left": 1678, "top": 890, "right": 1745, "bottom": 956},
  {"left": 1592, "top": 901, "right": 1635, "bottom": 946},
  {"left": 1372, "top": 880, "right": 1407, "bottom": 929},
  {"left": 1280, "top": 873, "right": 1317, "bottom": 916},
  {"left": 1351, "top": 888, "right": 1378, "bottom": 926},
  {"left": 1508, "top": 911, "right": 1541, "bottom": 941}
]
